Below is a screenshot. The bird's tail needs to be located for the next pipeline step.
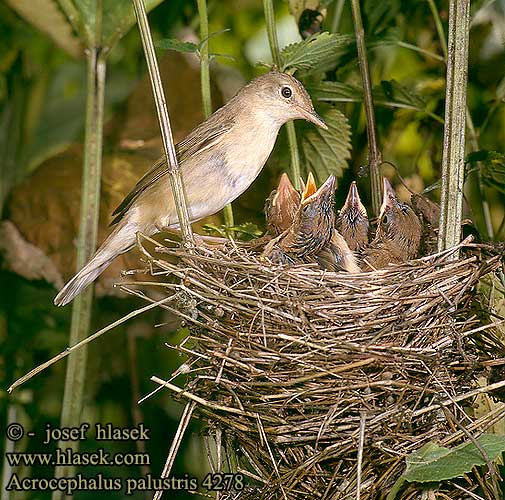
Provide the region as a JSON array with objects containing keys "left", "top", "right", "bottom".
[{"left": 54, "top": 221, "right": 137, "bottom": 307}]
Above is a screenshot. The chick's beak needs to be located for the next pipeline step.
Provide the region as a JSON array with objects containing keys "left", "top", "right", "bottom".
[
  {"left": 301, "top": 172, "right": 317, "bottom": 202},
  {"left": 344, "top": 181, "right": 366, "bottom": 213},
  {"left": 276, "top": 173, "right": 297, "bottom": 200},
  {"left": 380, "top": 177, "right": 398, "bottom": 215},
  {"left": 302, "top": 174, "right": 335, "bottom": 206},
  {"left": 297, "top": 105, "right": 328, "bottom": 130}
]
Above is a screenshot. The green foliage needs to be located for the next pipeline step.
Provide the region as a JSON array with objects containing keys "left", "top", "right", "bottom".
[
  {"left": 387, "top": 435, "right": 505, "bottom": 499},
  {"left": 156, "top": 38, "right": 199, "bottom": 53},
  {"left": 280, "top": 32, "right": 352, "bottom": 74},
  {"left": 298, "top": 104, "right": 351, "bottom": 185},
  {"left": 466, "top": 150, "right": 505, "bottom": 195},
  {"left": 307, "top": 79, "right": 443, "bottom": 122}
]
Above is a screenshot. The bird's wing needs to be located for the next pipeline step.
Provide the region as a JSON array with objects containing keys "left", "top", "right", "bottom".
[{"left": 110, "top": 119, "right": 234, "bottom": 225}]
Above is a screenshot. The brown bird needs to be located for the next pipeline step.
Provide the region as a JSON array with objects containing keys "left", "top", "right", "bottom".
[
  {"left": 264, "top": 173, "right": 300, "bottom": 236},
  {"left": 54, "top": 72, "right": 327, "bottom": 306},
  {"left": 362, "top": 178, "right": 422, "bottom": 271},
  {"left": 263, "top": 175, "right": 336, "bottom": 265},
  {"left": 336, "top": 181, "right": 369, "bottom": 252}
]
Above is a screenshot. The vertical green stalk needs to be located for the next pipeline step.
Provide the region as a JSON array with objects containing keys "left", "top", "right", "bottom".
[
  {"left": 428, "top": 0, "right": 493, "bottom": 241},
  {"left": 350, "top": 0, "right": 382, "bottom": 217},
  {"left": 197, "top": 0, "right": 234, "bottom": 229},
  {"left": 52, "top": 47, "right": 106, "bottom": 496},
  {"left": 330, "top": 0, "right": 346, "bottom": 34},
  {"left": 437, "top": 0, "right": 470, "bottom": 255},
  {"left": 197, "top": 0, "right": 212, "bottom": 119},
  {"left": 263, "top": 0, "right": 301, "bottom": 190}
]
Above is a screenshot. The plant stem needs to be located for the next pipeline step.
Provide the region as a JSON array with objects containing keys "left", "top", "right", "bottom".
[
  {"left": 52, "top": 47, "right": 106, "bottom": 497},
  {"left": 197, "top": 0, "right": 212, "bottom": 120},
  {"left": 263, "top": 0, "right": 301, "bottom": 190},
  {"left": 197, "top": 0, "right": 234, "bottom": 231},
  {"left": 132, "top": 0, "right": 194, "bottom": 246},
  {"left": 350, "top": 0, "right": 382, "bottom": 217},
  {"left": 428, "top": 0, "right": 493, "bottom": 241},
  {"left": 331, "top": 0, "right": 346, "bottom": 34},
  {"left": 263, "top": 0, "right": 281, "bottom": 68},
  {"left": 427, "top": 0, "right": 448, "bottom": 60},
  {"left": 437, "top": 0, "right": 470, "bottom": 255}
]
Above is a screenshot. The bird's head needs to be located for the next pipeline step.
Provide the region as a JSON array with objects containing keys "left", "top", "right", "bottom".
[
  {"left": 296, "top": 174, "right": 336, "bottom": 242},
  {"left": 376, "top": 178, "right": 421, "bottom": 258},
  {"left": 265, "top": 173, "right": 300, "bottom": 235},
  {"left": 339, "top": 180, "right": 369, "bottom": 227},
  {"left": 245, "top": 72, "right": 327, "bottom": 129}
]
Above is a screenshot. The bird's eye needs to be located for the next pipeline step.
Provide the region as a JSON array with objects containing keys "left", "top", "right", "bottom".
[
  {"left": 382, "top": 214, "right": 389, "bottom": 225},
  {"left": 280, "top": 85, "right": 293, "bottom": 99}
]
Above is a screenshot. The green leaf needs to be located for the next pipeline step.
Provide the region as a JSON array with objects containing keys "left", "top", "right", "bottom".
[
  {"left": 6, "top": 0, "right": 81, "bottom": 58},
  {"left": 466, "top": 150, "right": 505, "bottom": 195},
  {"left": 308, "top": 80, "right": 443, "bottom": 122},
  {"left": 156, "top": 38, "right": 199, "bottom": 53},
  {"left": 405, "top": 435, "right": 505, "bottom": 483},
  {"left": 298, "top": 104, "right": 351, "bottom": 186},
  {"left": 280, "top": 32, "right": 352, "bottom": 74},
  {"left": 101, "top": 0, "right": 165, "bottom": 49}
]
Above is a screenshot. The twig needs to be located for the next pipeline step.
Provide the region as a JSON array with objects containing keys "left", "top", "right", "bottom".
[
  {"left": 350, "top": 0, "right": 382, "bottom": 217},
  {"left": 8, "top": 296, "right": 176, "bottom": 393},
  {"left": 132, "top": 0, "right": 194, "bottom": 245},
  {"left": 356, "top": 411, "right": 366, "bottom": 500},
  {"left": 153, "top": 401, "right": 196, "bottom": 500}
]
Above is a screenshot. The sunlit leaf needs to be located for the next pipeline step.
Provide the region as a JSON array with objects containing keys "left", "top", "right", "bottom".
[
  {"left": 280, "top": 32, "right": 352, "bottom": 74},
  {"left": 156, "top": 38, "right": 199, "bottom": 53},
  {"left": 299, "top": 104, "right": 351, "bottom": 185},
  {"left": 404, "top": 435, "right": 505, "bottom": 483}
]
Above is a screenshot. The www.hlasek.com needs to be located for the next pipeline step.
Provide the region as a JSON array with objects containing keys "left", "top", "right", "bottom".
[{"left": 4, "top": 422, "right": 244, "bottom": 495}]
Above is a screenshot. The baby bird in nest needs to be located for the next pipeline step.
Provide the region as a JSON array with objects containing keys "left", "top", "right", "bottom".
[
  {"left": 262, "top": 174, "right": 336, "bottom": 265},
  {"left": 336, "top": 181, "right": 369, "bottom": 252},
  {"left": 362, "top": 178, "right": 422, "bottom": 271},
  {"left": 264, "top": 173, "right": 300, "bottom": 236},
  {"left": 313, "top": 180, "right": 362, "bottom": 273}
]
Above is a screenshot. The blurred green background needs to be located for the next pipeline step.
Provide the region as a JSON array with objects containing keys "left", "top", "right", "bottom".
[{"left": 1, "top": 0, "right": 504, "bottom": 498}]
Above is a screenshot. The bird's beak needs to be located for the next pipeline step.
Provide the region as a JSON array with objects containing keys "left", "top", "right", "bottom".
[
  {"left": 273, "top": 173, "right": 297, "bottom": 206},
  {"left": 380, "top": 177, "right": 397, "bottom": 215},
  {"left": 344, "top": 181, "right": 367, "bottom": 214},
  {"left": 301, "top": 172, "right": 317, "bottom": 203},
  {"left": 297, "top": 105, "right": 328, "bottom": 130},
  {"left": 302, "top": 174, "right": 335, "bottom": 206}
]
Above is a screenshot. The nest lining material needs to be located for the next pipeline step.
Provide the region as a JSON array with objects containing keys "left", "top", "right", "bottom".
[{"left": 124, "top": 235, "right": 505, "bottom": 499}]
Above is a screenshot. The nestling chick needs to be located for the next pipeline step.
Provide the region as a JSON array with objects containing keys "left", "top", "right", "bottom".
[
  {"left": 362, "top": 178, "right": 422, "bottom": 271},
  {"left": 314, "top": 229, "right": 361, "bottom": 273},
  {"left": 264, "top": 173, "right": 300, "bottom": 236},
  {"left": 55, "top": 72, "right": 327, "bottom": 305},
  {"left": 336, "top": 181, "right": 369, "bottom": 252},
  {"left": 263, "top": 175, "right": 336, "bottom": 265}
]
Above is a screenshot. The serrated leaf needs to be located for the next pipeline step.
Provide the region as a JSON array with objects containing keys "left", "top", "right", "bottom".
[
  {"left": 299, "top": 104, "right": 351, "bottom": 186},
  {"left": 280, "top": 32, "right": 352, "bottom": 74},
  {"left": 6, "top": 0, "right": 81, "bottom": 58},
  {"left": 156, "top": 38, "right": 199, "bottom": 53},
  {"left": 404, "top": 435, "right": 505, "bottom": 483}
]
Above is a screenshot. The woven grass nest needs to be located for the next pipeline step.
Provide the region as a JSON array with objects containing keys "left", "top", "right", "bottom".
[{"left": 126, "top": 235, "right": 505, "bottom": 499}]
